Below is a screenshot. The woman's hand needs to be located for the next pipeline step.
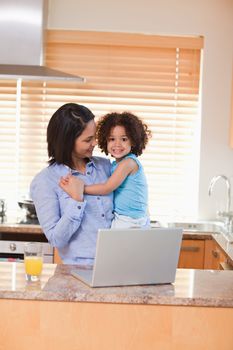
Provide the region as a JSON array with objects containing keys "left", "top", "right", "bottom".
[{"left": 59, "top": 174, "right": 84, "bottom": 201}]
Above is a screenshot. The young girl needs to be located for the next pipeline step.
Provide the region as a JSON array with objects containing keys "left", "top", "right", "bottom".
[{"left": 60, "top": 112, "right": 151, "bottom": 228}]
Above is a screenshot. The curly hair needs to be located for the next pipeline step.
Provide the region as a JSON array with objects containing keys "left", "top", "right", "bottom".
[{"left": 96, "top": 112, "right": 152, "bottom": 156}]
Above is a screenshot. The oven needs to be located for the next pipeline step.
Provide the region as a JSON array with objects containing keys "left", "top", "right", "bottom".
[
  {"left": 0, "top": 201, "right": 54, "bottom": 263},
  {"left": 0, "top": 232, "right": 54, "bottom": 263}
]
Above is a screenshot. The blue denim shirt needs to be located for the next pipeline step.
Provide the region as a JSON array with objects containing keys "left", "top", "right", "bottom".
[{"left": 30, "top": 157, "right": 113, "bottom": 264}]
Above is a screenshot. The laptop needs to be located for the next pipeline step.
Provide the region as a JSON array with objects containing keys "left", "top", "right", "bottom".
[{"left": 71, "top": 227, "right": 183, "bottom": 287}]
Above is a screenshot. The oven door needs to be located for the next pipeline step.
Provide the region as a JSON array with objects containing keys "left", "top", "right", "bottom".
[{"left": 0, "top": 240, "right": 54, "bottom": 263}]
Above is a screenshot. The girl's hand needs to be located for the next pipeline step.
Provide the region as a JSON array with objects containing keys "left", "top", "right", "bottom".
[{"left": 59, "top": 174, "right": 84, "bottom": 201}]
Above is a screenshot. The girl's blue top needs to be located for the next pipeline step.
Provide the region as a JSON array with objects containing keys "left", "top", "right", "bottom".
[{"left": 111, "top": 153, "right": 148, "bottom": 219}]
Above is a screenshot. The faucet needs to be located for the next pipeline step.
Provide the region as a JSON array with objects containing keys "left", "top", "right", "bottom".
[
  {"left": 208, "top": 175, "right": 231, "bottom": 213},
  {"left": 208, "top": 175, "right": 233, "bottom": 234}
]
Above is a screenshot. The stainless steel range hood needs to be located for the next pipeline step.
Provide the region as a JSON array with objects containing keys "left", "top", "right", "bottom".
[{"left": 0, "top": 0, "right": 84, "bottom": 82}]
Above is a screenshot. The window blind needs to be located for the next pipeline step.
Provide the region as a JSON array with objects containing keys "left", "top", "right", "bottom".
[
  {"left": 0, "top": 30, "right": 203, "bottom": 221},
  {"left": 0, "top": 80, "right": 18, "bottom": 211}
]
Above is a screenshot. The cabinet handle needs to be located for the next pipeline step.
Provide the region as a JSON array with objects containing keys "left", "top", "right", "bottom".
[
  {"left": 212, "top": 250, "right": 219, "bottom": 258},
  {"left": 181, "top": 246, "right": 200, "bottom": 252},
  {"left": 220, "top": 262, "right": 233, "bottom": 270}
]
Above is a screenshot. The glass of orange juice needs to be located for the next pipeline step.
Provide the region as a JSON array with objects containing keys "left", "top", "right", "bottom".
[{"left": 24, "top": 242, "right": 43, "bottom": 282}]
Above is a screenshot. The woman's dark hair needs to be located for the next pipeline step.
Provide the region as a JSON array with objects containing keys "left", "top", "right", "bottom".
[
  {"left": 97, "top": 112, "right": 152, "bottom": 156},
  {"left": 47, "top": 103, "right": 95, "bottom": 167}
]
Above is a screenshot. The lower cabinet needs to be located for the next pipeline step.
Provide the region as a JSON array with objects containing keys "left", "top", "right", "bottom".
[
  {"left": 178, "top": 237, "right": 233, "bottom": 270},
  {"left": 204, "top": 239, "right": 232, "bottom": 270},
  {"left": 178, "top": 240, "right": 205, "bottom": 269}
]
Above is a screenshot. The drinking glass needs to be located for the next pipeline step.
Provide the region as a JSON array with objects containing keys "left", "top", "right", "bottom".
[{"left": 24, "top": 242, "right": 43, "bottom": 282}]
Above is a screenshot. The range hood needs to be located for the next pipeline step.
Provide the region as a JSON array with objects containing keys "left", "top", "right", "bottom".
[{"left": 0, "top": 0, "right": 84, "bottom": 82}]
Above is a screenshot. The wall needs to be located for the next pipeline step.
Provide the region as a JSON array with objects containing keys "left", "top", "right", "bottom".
[{"left": 48, "top": 0, "right": 233, "bottom": 220}]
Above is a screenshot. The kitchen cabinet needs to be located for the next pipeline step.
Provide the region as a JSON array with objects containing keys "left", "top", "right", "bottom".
[
  {"left": 178, "top": 239, "right": 205, "bottom": 269},
  {"left": 178, "top": 235, "right": 233, "bottom": 270},
  {"left": 204, "top": 239, "right": 233, "bottom": 270}
]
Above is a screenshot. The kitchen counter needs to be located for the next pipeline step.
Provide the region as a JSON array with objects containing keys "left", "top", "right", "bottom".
[
  {"left": 0, "top": 219, "right": 233, "bottom": 307},
  {"left": 1, "top": 225, "right": 233, "bottom": 350},
  {"left": 0, "top": 222, "right": 42, "bottom": 234},
  {"left": 1, "top": 262, "right": 233, "bottom": 350},
  {"left": 0, "top": 262, "right": 233, "bottom": 308},
  {"left": 1, "top": 224, "right": 214, "bottom": 236}
]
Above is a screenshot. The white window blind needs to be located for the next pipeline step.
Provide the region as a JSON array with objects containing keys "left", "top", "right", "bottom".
[
  {"left": 0, "top": 80, "right": 18, "bottom": 213},
  {"left": 0, "top": 30, "right": 203, "bottom": 221}
]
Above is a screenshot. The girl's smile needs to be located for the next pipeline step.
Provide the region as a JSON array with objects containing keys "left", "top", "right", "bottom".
[{"left": 107, "top": 125, "right": 132, "bottom": 161}]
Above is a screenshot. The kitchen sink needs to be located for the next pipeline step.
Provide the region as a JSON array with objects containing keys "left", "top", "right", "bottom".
[
  {"left": 166, "top": 221, "right": 224, "bottom": 233},
  {"left": 151, "top": 220, "right": 224, "bottom": 233},
  {"left": 150, "top": 220, "right": 233, "bottom": 243}
]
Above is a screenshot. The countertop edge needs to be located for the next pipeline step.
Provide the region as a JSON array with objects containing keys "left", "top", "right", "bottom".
[{"left": 1, "top": 291, "right": 233, "bottom": 308}]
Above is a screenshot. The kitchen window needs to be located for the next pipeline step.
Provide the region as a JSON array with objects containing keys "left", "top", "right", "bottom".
[{"left": 0, "top": 30, "right": 203, "bottom": 221}]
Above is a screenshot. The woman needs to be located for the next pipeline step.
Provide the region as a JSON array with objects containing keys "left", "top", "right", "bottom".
[{"left": 30, "top": 103, "right": 113, "bottom": 265}]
